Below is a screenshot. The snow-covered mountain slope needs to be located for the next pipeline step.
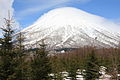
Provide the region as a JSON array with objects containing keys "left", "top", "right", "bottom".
[{"left": 21, "top": 7, "right": 120, "bottom": 49}]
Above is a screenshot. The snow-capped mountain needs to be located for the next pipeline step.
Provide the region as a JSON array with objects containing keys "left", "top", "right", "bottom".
[{"left": 21, "top": 7, "right": 120, "bottom": 49}]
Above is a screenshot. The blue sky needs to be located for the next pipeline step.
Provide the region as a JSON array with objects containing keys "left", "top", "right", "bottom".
[{"left": 13, "top": 0, "right": 120, "bottom": 28}]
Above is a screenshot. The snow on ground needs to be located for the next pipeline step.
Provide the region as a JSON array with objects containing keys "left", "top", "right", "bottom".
[{"left": 49, "top": 66, "right": 113, "bottom": 80}]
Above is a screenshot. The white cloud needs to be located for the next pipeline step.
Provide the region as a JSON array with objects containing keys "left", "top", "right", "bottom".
[
  {"left": 0, "top": 0, "right": 14, "bottom": 26},
  {"left": 16, "top": 0, "right": 91, "bottom": 20},
  {"left": 0, "top": 0, "right": 20, "bottom": 36},
  {"left": 0, "top": 0, "right": 14, "bottom": 36}
]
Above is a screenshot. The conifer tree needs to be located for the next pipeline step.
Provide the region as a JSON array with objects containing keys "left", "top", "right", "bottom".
[
  {"left": 67, "top": 58, "right": 78, "bottom": 80},
  {"left": 15, "top": 32, "right": 25, "bottom": 51},
  {"left": 0, "top": 16, "right": 16, "bottom": 80},
  {"left": 13, "top": 32, "right": 26, "bottom": 80},
  {"left": 31, "top": 40, "right": 51, "bottom": 80},
  {"left": 84, "top": 49, "right": 99, "bottom": 80},
  {"left": 50, "top": 55, "right": 65, "bottom": 80}
]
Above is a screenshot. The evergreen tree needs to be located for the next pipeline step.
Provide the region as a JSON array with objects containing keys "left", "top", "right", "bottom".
[
  {"left": 84, "top": 49, "right": 99, "bottom": 80},
  {"left": 13, "top": 32, "right": 26, "bottom": 80},
  {"left": 31, "top": 41, "right": 51, "bottom": 80},
  {"left": 50, "top": 55, "right": 64, "bottom": 80},
  {"left": 15, "top": 32, "right": 25, "bottom": 51},
  {"left": 67, "top": 57, "right": 78, "bottom": 80},
  {"left": 0, "top": 17, "right": 16, "bottom": 80}
]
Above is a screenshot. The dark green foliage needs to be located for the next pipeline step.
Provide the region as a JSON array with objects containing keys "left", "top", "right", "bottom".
[
  {"left": 0, "top": 17, "right": 26, "bottom": 80},
  {"left": 13, "top": 32, "right": 27, "bottom": 80},
  {"left": 67, "top": 59, "right": 78, "bottom": 80},
  {"left": 0, "top": 18, "right": 16, "bottom": 80},
  {"left": 31, "top": 41, "right": 51, "bottom": 80},
  {"left": 84, "top": 49, "right": 99, "bottom": 80},
  {"left": 50, "top": 55, "right": 65, "bottom": 80},
  {"left": 66, "top": 55, "right": 79, "bottom": 80}
]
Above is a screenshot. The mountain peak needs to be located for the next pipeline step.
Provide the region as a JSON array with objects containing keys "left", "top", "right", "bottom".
[
  {"left": 22, "top": 7, "right": 120, "bottom": 49},
  {"left": 35, "top": 7, "right": 104, "bottom": 28}
]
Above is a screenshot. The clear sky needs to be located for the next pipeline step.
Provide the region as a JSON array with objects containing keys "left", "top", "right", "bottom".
[{"left": 11, "top": 0, "right": 120, "bottom": 28}]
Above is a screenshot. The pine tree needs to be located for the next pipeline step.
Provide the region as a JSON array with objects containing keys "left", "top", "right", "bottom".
[
  {"left": 31, "top": 41, "right": 51, "bottom": 80},
  {"left": 13, "top": 32, "right": 26, "bottom": 80},
  {"left": 50, "top": 55, "right": 65, "bottom": 80},
  {"left": 67, "top": 57, "right": 78, "bottom": 80},
  {"left": 0, "top": 16, "right": 16, "bottom": 80},
  {"left": 15, "top": 32, "right": 25, "bottom": 51},
  {"left": 84, "top": 49, "right": 99, "bottom": 80}
]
